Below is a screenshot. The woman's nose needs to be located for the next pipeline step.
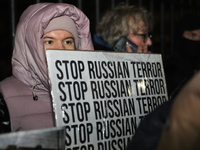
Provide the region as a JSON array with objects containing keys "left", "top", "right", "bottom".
[
  {"left": 55, "top": 42, "right": 65, "bottom": 49},
  {"left": 145, "top": 37, "right": 152, "bottom": 46}
]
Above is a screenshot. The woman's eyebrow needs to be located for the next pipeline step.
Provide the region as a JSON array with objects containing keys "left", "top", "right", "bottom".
[
  {"left": 64, "top": 37, "right": 75, "bottom": 40},
  {"left": 43, "top": 36, "right": 54, "bottom": 39}
]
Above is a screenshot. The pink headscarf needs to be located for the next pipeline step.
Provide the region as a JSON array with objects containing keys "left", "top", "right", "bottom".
[{"left": 44, "top": 16, "right": 79, "bottom": 49}]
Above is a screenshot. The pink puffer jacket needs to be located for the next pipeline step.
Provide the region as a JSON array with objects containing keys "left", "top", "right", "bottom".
[{"left": 0, "top": 3, "right": 94, "bottom": 132}]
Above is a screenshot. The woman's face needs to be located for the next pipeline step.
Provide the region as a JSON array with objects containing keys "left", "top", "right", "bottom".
[
  {"left": 43, "top": 30, "right": 75, "bottom": 50},
  {"left": 126, "top": 20, "right": 152, "bottom": 53}
]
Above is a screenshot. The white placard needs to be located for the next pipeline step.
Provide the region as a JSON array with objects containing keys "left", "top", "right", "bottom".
[{"left": 46, "top": 50, "right": 168, "bottom": 150}]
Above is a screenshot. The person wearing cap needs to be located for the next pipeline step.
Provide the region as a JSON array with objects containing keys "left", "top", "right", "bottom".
[{"left": 0, "top": 3, "right": 94, "bottom": 133}]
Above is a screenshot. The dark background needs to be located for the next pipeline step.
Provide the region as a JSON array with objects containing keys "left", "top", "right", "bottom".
[{"left": 0, "top": 0, "right": 200, "bottom": 81}]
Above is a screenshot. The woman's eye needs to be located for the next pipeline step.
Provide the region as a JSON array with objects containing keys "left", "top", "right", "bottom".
[
  {"left": 65, "top": 41, "right": 71, "bottom": 44},
  {"left": 64, "top": 40, "right": 74, "bottom": 45},
  {"left": 45, "top": 40, "right": 53, "bottom": 44}
]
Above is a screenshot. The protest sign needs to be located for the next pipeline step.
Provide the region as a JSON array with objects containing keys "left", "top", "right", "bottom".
[{"left": 46, "top": 50, "right": 168, "bottom": 150}]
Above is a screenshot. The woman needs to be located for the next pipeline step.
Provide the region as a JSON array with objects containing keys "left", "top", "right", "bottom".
[
  {"left": 0, "top": 3, "right": 93, "bottom": 132},
  {"left": 93, "top": 4, "right": 153, "bottom": 53}
]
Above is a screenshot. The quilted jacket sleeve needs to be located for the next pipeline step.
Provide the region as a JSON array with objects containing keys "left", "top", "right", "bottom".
[{"left": 0, "top": 93, "right": 11, "bottom": 133}]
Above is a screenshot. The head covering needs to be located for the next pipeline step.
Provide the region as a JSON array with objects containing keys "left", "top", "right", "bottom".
[
  {"left": 177, "top": 14, "right": 200, "bottom": 32},
  {"left": 44, "top": 16, "right": 79, "bottom": 49},
  {"left": 12, "top": 3, "right": 94, "bottom": 94},
  {"left": 174, "top": 13, "right": 200, "bottom": 67}
]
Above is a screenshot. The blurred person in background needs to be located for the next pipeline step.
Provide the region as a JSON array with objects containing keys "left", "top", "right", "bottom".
[
  {"left": 156, "top": 70, "right": 200, "bottom": 150},
  {"left": 93, "top": 3, "right": 153, "bottom": 53},
  {"left": 164, "top": 14, "right": 200, "bottom": 99}
]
